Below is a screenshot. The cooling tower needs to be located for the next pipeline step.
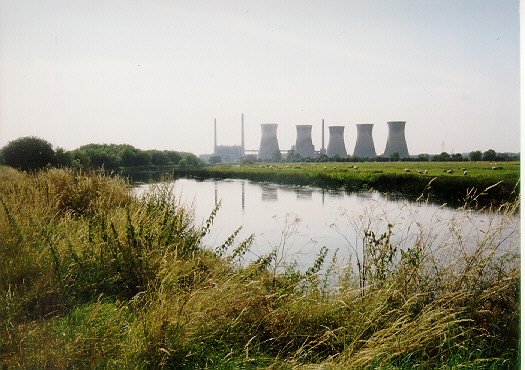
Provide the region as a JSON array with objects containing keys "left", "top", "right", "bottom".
[
  {"left": 295, "top": 125, "right": 315, "bottom": 158},
  {"left": 258, "top": 123, "right": 280, "bottom": 160},
  {"left": 327, "top": 126, "right": 347, "bottom": 157},
  {"left": 353, "top": 124, "right": 377, "bottom": 158},
  {"left": 383, "top": 121, "right": 409, "bottom": 158}
]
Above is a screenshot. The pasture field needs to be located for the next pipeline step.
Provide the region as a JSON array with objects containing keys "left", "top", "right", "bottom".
[{"left": 176, "top": 161, "right": 520, "bottom": 207}]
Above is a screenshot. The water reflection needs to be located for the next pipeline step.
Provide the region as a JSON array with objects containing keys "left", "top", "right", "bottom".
[
  {"left": 295, "top": 188, "right": 313, "bottom": 200},
  {"left": 134, "top": 178, "right": 519, "bottom": 271},
  {"left": 242, "top": 181, "right": 245, "bottom": 213},
  {"left": 355, "top": 192, "right": 375, "bottom": 200},
  {"left": 261, "top": 184, "right": 278, "bottom": 201}
]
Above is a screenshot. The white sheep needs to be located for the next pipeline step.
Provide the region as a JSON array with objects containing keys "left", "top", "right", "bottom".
[
  {"left": 463, "top": 170, "right": 468, "bottom": 175},
  {"left": 424, "top": 170, "right": 428, "bottom": 174},
  {"left": 404, "top": 168, "right": 411, "bottom": 172}
]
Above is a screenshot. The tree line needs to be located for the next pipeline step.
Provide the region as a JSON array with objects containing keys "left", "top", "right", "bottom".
[
  {"left": 0, "top": 136, "right": 204, "bottom": 172},
  {"left": 0, "top": 136, "right": 518, "bottom": 172},
  {"left": 233, "top": 148, "right": 518, "bottom": 164}
]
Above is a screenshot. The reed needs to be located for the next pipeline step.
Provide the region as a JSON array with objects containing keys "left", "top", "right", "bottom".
[{"left": 0, "top": 166, "right": 519, "bottom": 367}]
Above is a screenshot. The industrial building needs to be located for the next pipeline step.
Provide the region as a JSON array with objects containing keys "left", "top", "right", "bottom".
[
  {"left": 327, "top": 126, "right": 347, "bottom": 157},
  {"left": 295, "top": 125, "right": 315, "bottom": 158},
  {"left": 383, "top": 121, "right": 409, "bottom": 158},
  {"left": 208, "top": 116, "right": 410, "bottom": 161},
  {"left": 213, "top": 116, "right": 245, "bottom": 162},
  {"left": 258, "top": 123, "right": 280, "bottom": 160},
  {"left": 353, "top": 124, "right": 377, "bottom": 158}
]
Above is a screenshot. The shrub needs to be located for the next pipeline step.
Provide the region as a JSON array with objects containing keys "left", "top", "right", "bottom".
[{"left": 1, "top": 136, "right": 56, "bottom": 171}]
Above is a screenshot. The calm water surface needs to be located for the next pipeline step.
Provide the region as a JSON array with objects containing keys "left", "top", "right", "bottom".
[{"left": 134, "top": 178, "right": 519, "bottom": 270}]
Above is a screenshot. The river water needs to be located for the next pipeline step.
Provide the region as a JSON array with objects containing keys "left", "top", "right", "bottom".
[{"left": 134, "top": 178, "right": 519, "bottom": 271}]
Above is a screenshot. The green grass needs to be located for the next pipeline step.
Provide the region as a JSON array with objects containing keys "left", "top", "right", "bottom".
[
  {"left": 176, "top": 161, "right": 519, "bottom": 207},
  {"left": 0, "top": 166, "right": 519, "bottom": 367}
]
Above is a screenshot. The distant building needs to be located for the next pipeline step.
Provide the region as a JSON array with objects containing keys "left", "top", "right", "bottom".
[{"left": 214, "top": 145, "right": 244, "bottom": 162}]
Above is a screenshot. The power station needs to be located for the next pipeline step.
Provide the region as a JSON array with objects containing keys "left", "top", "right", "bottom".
[
  {"left": 258, "top": 123, "right": 280, "bottom": 160},
  {"left": 353, "top": 124, "right": 377, "bottom": 158},
  {"left": 208, "top": 116, "right": 410, "bottom": 161},
  {"left": 383, "top": 121, "right": 409, "bottom": 158},
  {"left": 213, "top": 115, "right": 245, "bottom": 162},
  {"left": 327, "top": 126, "right": 347, "bottom": 157},
  {"left": 295, "top": 125, "right": 315, "bottom": 158}
]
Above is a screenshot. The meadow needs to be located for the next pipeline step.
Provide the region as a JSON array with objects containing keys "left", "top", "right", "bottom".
[
  {"left": 0, "top": 166, "right": 519, "bottom": 367},
  {"left": 176, "top": 161, "right": 520, "bottom": 207}
]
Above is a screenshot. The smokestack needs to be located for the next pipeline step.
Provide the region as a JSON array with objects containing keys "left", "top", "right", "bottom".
[
  {"left": 353, "top": 124, "right": 377, "bottom": 158},
  {"left": 383, "top": 121, "right": 409, "bottom": 158},
  {"left": 327, "top": 126, "right": 347, "bottom": 157},
  {"left": 321, "top": 119, "right": 326, "bottom": 154},
  {"left": 241, "top": 113, "right": 245, "bottom": 156},
  {"left": 258, "top": 123, "right": 280, "bottom": 160},
  {"left": 295, "top": 125, "right": 315, "bottom": 158},
  {"left": 214, "top": 118, "right": 217, "bottom": 154}
]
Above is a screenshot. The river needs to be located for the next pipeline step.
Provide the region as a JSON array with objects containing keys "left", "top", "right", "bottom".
[{"left": 134, "top": 178, "right": 519, "bottom": 271}]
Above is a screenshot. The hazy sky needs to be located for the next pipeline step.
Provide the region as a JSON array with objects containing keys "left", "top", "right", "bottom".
[{"left": 0, "top": 0, "right": 520, "bottom": 155}]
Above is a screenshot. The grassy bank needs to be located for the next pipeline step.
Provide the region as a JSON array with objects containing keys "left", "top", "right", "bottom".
[
  {"left": 0, "top": 167, "right": 519, "bottom": 367},
  {"left": 175, "top": 161, "right": 519, "bottom": 207}
]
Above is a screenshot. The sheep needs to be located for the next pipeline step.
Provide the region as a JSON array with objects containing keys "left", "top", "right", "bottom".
[
  {"left": 333, "top": 167, "right": 337, "bottom": 169},
  {"left": 491, "top": 166, "right": 498, "bottom": 170},
  {"left": 447, "top": 169, "right": 453, "bottom": 174},
  {"left": 352, "top": 166, "right": 359, "bottom": 170},
  {"left": 404, "top": 168, "right": 411, "bottom": 172},
  {"left": 417, "top": 170, "right": 423, "bottom": 174},
  {"left": 323, "top": 166, "right": 327, "bottom": 170},
  {"left": 463, "top": 170, "right": 468, "bottom": 175},
  {"left": 424, "top": 170, "right": 428, "bottom": 174},
  {"left": 461, "top": 168, "right": 467, "bottom": 171}
]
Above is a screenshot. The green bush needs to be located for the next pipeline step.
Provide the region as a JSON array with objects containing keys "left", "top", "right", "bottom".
[{"left": 1, "top": 136, "right": 56, "bottom": 171}]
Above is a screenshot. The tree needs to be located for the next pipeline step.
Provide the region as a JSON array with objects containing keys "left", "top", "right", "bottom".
[
  {"left": 432, "top": 152, "right": 451, "bottom": 162},
  {"left": 178, "top": 153, "right": 204, "bottom": 169},
  {"left": 209, "top": 154, "right": 222, "bottom": 164},
  {"left": 416, "top": 153, "right": 430, "bottom": 162},
  {"left": 389, "top": 152, "right": 400, "bottom": 162},
  {"left": 286, "top": 149, "right": 301, "bottom": 162},
  {"left": 148, "top": 150, "right": 170, "bottom": 166},
  {"left": 482, "top": 149, "right": 497, "bottom": 161},
  {"left": 55, "top": 147, "right": 73, "bottom": 167},
  {"left": 451, "top": 153, "right": 464, "bottom": 161},
  {"left": 272, "top": 149, "right": 282, "bottom": 162},
  {"left": 1, "top": 136, "right": 56, "bottom": 171},
  {"left": 469, "top": 150, "right": 482, "bottom": 161}
]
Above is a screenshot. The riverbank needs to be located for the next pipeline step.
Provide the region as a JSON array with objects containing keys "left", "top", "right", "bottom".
[
  {"left": 0, "top": 167, "right": 519, "bottom": 367},
  {"left": 174, "top": 161, "right": 520, "bottom": 208}
]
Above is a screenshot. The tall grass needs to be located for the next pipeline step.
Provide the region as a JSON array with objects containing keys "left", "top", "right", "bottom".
[
  {"left": 0, "top": 166, "right": 519, "bottom": 367},
  {"left": 175, "top": 162, "right": 519, "bottom": 207}
]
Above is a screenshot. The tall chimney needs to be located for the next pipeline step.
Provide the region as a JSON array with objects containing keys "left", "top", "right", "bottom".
[
  {"left": 258, "top": 123, "right": 280, "bottom": 160},
  {"left": 353, "top": 124, "right": 377, "bottom": 158},
  {"left": 321, "top": 119, "right": 326, "bottom": 154},
  {"left": 383, "top": 121, "right": 409, "bottom": 158},
  {"left": 295, "top": 125, "right": 315, "bottom": 158},
  {"left": 214, "top": 118, "right": 217, "bottom": 154},
  {"left": 327, "top": 125, "right": 347, "bottom": 157},
  {"left": 241, "top": 113, "right": 245, "bottom": 156}
]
